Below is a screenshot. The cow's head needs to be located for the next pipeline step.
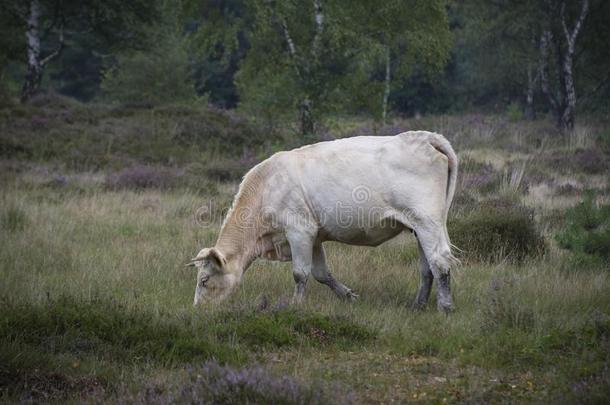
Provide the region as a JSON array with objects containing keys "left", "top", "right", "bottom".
[{"left": 187, "top": 248, "right": 238, "bottom": 306}]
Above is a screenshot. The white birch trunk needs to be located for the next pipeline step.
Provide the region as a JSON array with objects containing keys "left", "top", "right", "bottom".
[
  {"left": 559, "top": 0, "right": 589, "bottom": 130},
  {"left": 21, "top": 0, "right": 42, "bottom": 102},
  {"left": 20, "top": 0, "right": 65, "bottom": 102}
]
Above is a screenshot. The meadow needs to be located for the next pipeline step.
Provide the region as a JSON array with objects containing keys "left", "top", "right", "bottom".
[{"left": 0, "top": 98, "right": 609, "bottom": 403}]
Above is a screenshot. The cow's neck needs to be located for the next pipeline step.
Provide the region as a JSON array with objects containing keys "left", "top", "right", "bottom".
[
  {"left": 213, "top": 161, "right": 270, "bottom": 278},
  {"left": 215, "top": 220, "right": 259, "bottom": 277}
]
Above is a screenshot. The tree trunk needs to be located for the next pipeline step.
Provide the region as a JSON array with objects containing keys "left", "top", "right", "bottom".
[
  {"left": 382, "top": 46, "right": 391, "bottom": 125},
  {"left": 20, "top": 0, "right": 42, "bottom": 103},
  {"left": 20, "top": 0, "right": 64, "bottom": 103},
  {"left": 301, "top": 98, "right": 314, "bottom": 136},
  {"left": 560, "top": 52, "right": 576, "bottom": 130},
  {"left": 525, "top": 64, "right": 536, "bottom": 120},
  {"left": 558, "top": 0, "right": 589, "bottom": 131}
]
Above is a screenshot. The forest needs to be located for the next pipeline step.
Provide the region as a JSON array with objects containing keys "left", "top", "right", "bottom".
[
  {"left": 0, "top": 0, "right": 609, "bottom": 403},
  {"left": 1, "top": 0, "right": 609, "bottom": 131}
]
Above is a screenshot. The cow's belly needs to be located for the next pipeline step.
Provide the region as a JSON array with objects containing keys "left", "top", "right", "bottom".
[{"left": 320, "top": 218, "right": 405, "bottom": 246}]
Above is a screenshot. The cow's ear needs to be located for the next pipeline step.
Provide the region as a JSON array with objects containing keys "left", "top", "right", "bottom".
[{"left": 206, "top": 248, "right": 227, "bottom": 271}]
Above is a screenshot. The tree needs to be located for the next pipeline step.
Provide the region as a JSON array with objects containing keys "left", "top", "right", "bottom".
[
  {"left": 459, "top": 0, "right": 603, "bottom": 130},
  {"left": 236, "top": 0, "right": 452, "bottom": 136},
  {"left": 238, "top": 0, "right": 339, "bottom": 136},
  {"left": 0, "top": 0, "right": 158, "bottom": 102},
  {"left": 100, "top": 30, "right": 197, "bottom": 105},
  {"left": 539, "top": 0, "right": 590, "bottom": 130},
  {"left": 184, "top": 0, "right": 250, "bottom": 107},
  {"left": 347, "top": 1, "right": 452, "bottom": 123}
]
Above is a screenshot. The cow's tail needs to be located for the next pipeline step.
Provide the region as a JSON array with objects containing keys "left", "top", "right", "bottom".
[
  {"left": 427, "top": 133, "right": 458, "bottom": 223},
  {"left": 427, "top": 133, "right": 461, "bottom": 268}
]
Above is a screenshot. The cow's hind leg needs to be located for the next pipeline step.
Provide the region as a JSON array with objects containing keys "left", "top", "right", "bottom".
[
  {"left": 412, "top": 238, "right": 433, "bottom": 310},
  {"left": 312, "top": 243, "right": 358, "bottom": 301},
  {"left": 413, "top": 224, "right": 457, "bottom": 313}
]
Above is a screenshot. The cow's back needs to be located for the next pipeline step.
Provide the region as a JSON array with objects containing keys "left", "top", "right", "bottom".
[{"left": 257, "top": 132, "right": 450, "bottom": 244}]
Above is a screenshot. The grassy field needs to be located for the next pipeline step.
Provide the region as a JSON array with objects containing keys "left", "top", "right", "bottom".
[{"left": 0, "top": 101, "right": 609, "bottom": 403}]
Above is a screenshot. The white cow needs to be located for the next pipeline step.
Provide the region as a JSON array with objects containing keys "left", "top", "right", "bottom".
[{"left": 188, "top": 131, "right": 459, "bottom": 312}]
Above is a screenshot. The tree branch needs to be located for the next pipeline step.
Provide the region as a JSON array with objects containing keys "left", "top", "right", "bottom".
[
  {"left": 280, "top": 17, "right": 297, "bottom": 60},
  {"left": 561, "top": 0, "right": 589, "bottom": 52}
]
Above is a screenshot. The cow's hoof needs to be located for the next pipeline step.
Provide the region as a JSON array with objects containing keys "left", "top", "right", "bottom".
[
  {"left": 411, "top": 302, "right": 428, "bottom": 312},
  {"left": 345, "top": 290, "right": 359, "bottom": 301}
]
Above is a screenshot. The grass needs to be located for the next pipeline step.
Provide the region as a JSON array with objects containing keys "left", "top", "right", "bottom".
[
  {"left": 0, "top": 184, "right": 608, "bottom": 403},
  {"left": 0, "top": 104, "right": 609, "bottom": 402}
]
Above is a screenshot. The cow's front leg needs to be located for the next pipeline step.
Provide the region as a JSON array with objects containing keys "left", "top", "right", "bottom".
[{"left": 287, "top": 231, "right": 315, "bottom": 304}]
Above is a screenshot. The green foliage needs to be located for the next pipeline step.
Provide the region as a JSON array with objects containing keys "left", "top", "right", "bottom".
[
  {"left": 506, "top": 102, "right": 523, "bottom": 122},
  {"left": 237, "top": 0, "right": 452, "bottom": 133},
  {"left": 556, "top": 192, "right": 610, "bottom": 260},
  {"left": 449, "top": 199, "right": 546, "bottom": 263},
  {"left": 101, "top": 30, "right": 197, "bottom": 105}
]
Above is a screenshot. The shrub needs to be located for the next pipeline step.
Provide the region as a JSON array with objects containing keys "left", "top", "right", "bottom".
[
  {"left": 506, "top": 102, "right": 523, "bottom": 122},
  {"left": 556, "top": 192, "right": 610, "bottom": 260},
  {"left": 132, "top": 361, "right": 355, "bottom": 405},
  {"left": 105, "top": 165, "right": 181, "bottom": 190},
  {"left": 449, "top": 199, "right": 546, "bottom": 263}
]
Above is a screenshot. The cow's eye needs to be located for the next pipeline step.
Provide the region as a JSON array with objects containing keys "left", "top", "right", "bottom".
[{"left": 199, "top": 276, "right": 210, "bottom": 287}]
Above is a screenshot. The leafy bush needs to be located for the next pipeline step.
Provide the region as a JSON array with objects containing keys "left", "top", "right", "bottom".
[
  {"left": 133, "top": 361, "right": 354, "bottom": 405},
  {"left": 449, "top": 199, "right": 546, "bottom": 263},
  {"left": 556, "top": 193, "right": 610, "bottom": 260}
]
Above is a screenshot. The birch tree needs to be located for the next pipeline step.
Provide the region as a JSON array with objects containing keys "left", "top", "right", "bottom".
[
  {"left": 237, "top": 0, "right": 356, "bottom": 136},
  {"left": 0, "top": 0, "right": 158, "bottom": 103},
  {"left": 539, "top": 0, "right": 589, "bottom": 130},
  {"left": 347, "top": 0, "right": 451, "bottom": 123}
]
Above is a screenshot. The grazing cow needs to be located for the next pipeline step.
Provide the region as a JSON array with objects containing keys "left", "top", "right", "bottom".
[{"left": 188, "top": 131, "right": 459, "bottom": 312}]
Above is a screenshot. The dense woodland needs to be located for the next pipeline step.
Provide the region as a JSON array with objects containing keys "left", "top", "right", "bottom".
[{"left": 1, "top": 0, "right": 609, "bottom": 134}]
